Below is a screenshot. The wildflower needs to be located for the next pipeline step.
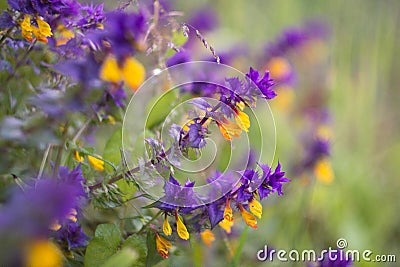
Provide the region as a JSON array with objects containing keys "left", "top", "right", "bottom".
[
  {"left": 175, "top": 210, "right": 189, "bottom": 240},
  {"left": 266, "top": 57, "right": 296, "bottom": 85},
  {"left": 162, "top": 215, "right": 172, "bottom": 236},
  {"left": 24, "top": 239, "right": 63, "bottom": 267},
  {"left": 180, "top": 120, "right": 207, "bottom": 149},
  {"left": 100, "top": 55, "right": 145, "bottom": 91},
  {"left": 155, "top": 233, "right": 172, "bottom": 259},
  {"left": 313, "top": 158, "right": 334, "bottom": 184},
  {"left": 20, "top": 15, "right": 33, "bottom": 42},
  {"left": 249, "top": 198, "right": 262, "bottom": 219},
  {"left": 258, "top": 162, "right": 290, "bottom": 200},
  {"left": 56, "top": 222, "right": 89, "bottom": 249},
  {"left": 200, "top": 230, "right": 215, "bottom": 247},
  {"left": 238, "top": 204, "right": 258, "bottom": 229},
  {"left": 87, "top": 155, "right": 104, "bottom": 172},
  {"left": 246, "top": 67, "right": 276, "bottom": 99},
  {"left": 33, "top": 16, "right": 52, "bottom": 43}
]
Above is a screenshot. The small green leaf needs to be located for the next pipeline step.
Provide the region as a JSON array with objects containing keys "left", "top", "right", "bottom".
[
  {"left": 145, "top": 90, "right": 177, "bottom": 129},
  {"left": 95, "top": 223, "right": 122, "bottom": 248},
  {"left": 165, "top": 30, "right": 188, "bottom": 58},
  {"left": 123, "top": 235, "right": 147, "bottom": 267},
  {"left": 145, "top": 230, "right": 164, "bottom": 267},
  {"left": 100, "top": 248, "right": 138, "bottom": 267},
  {"left": 84, "top": 224, "right": 122, "bottom": 267}
]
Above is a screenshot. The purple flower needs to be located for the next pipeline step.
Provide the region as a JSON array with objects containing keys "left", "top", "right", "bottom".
[
  {"left": 180, "top": 120, "right": 207, "bottom": 149},
  {"left": 158, "top": 175, "right": 199, "bottom": 210},
  {"left": 303, "top": 138, "right": 330, "bottom": 169},
  {"left": 101, "top": 10, "right": 147, "bottom": 62},
  {"left": 246, "top": 67, "right": 276, "bottom": 99},
  {"left": 0, "top": 11, "right": 15, "bottom": 29},
  {"left": 76, "top": 3, "right": 104, "bottom": 30},
  {"left": 258, "top": 162, "right": 290, "bottom": 200},
  {"left": 56, "top": 222, "right": 88, "bottom": 249},
  {"left": 166, "top": 50, "right": 191, "bottom": 67}
]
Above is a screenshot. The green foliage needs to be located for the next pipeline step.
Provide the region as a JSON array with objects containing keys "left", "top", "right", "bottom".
[{"left": 84, "top": 223, "right": 122, "bottom": 267}]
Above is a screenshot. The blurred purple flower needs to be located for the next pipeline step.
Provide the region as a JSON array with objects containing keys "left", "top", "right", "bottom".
[
  {"left": 246, "top": 67, "right": 276, "bottom": 99},
  {"left": 56, "top": 222, "right": 88, "bottom": 249}
]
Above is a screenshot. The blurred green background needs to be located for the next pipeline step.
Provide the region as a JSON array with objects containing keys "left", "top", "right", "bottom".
[{"left": 172, "top": 0, "right": 400, "bottom": 266}]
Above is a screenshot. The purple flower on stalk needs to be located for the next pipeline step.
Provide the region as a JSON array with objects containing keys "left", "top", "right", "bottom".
[
  {"left": 246, "top": 67, "right": 276, "bottom": 99},
  {"left": 76, "top": 3, "right": 104, "bottom": 30},
  {"left": 235, "top": 170, "right": 260, "bottom": 203},
  {"left": 56, "top": 222, "right": 88, "bottom": 249},
  {"left": 303, "top": 138, "right": 330, "bottom": 169},
  {"left": 258, "top": 162, "right": 290, "bottom": 200},
  {"left": 158, "top": 175, "right": 199, "bottom": 210}
]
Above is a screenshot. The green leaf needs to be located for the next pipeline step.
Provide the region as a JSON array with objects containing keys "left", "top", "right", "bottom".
[
  {"left": 123, "top": 235, "right": 147, "bottom": 267},
  {"left": 145, "top": 90, "right": 177, "bottom": 129},
  {"left": 100, "top": 248, "right": 138, "bottom": 267},
  {"left": 145, "top": 230, "right": 164, "bottom": 267},
  {"left": 103, "top": 127, "right": 122, "bottom": 173},
  {"left": 95, "top": 223, "right": 122, "bottom": 248},
  {"left": 84, "top": 238, "right": 115, "bottom": 267},
  {"left": 84, "top": 224, "right": 122, "bottom": 267}
]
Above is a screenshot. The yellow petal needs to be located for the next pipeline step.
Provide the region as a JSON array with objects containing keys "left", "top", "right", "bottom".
[
  {"left": 20, "top": 15, "right": 33, "bottom": 42},
  {"left": 87, "top": 155, "right": 104, "bottom": 172},
  {"left": 239, "top": 204, "right": 258, "bottom": 229},
  {"left": 121, "top": 57, "right": 146, "bottom": 91},
  {"left": 74, "top": 151, "right": 84, "bottom": 162},
  {"left": 155, "top": 233, "right": 172, "bottom": 259},
  {"left": 200, "top": 229, "right": 215, "bottom": 247},
  {"left": 218, "top": 219, "right": 233, "bottom": 234},
  {"left": 49, "top": 220, "right": 62, "bottom": 231},
  {"left": 249, "top": 198, "right": 262, "bottom": 219},
  {"left": 234, "top": 110, "right": 250, "bottom": 132},
  {"left": 223, "top": 198, "right": 233, "bottom": 222},
  {"left": 24, "top": 239, "right": 63, "bottom": 267},
  {"left": 314, "top": 158, "right": 334, "bottom": 184},
  {"left": 217, "top": 118, "right": 242, "bottom": 140},
  {"left": 36, "top": 17, "right": 52, "bottom": 37},
  {"left": 100, "top": 56, "right": 123, "bottom": 84},
  {"left": 162, "top": 216, "right": 172, "bottom": 236},
  {"left": 176, "top": 214, "right": 189, "bottom": 240},
  {"left": 56, "top": 25, "right": 75, "bottom": 46}
]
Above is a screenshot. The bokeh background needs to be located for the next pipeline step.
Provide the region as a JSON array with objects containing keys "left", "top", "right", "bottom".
[
  {"left": 1, "top": 0, "right": 399, "bottom": 266},
  {"left": 168, "top": 0, "right": 400, "bottom": 266}
]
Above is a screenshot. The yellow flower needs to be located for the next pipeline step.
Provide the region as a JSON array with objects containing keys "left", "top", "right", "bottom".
[
  {"left": 87, "top": 155, "right": 104, "bottom": 172},
  {"left": 56, "top": 25, "right": 75, "bottom": 46},
  {"left": 74, "top": 151, "right": 84, "bottom": 162},
  {"left": 24, "top": 239, "right": 63, "bottom": 267},
  {"left": 121, "top": 57, "right": 146, "bottom": 91},
  {"left": 20, "top": 15, "right": 33, "bottom": 42},
  {"left": 234, "top": 110, "right": 250, "bottom": 132},
  {"left": 219, "top": 218, "right": 233, "bottom": 234},
  {"left": 107, "top": 115, "right": 116, "bottom": 125},
  {"left": 266, "top": 57, "right": 292, "bottom": 81},
  {"left": 217, "top": 118, "right": 242, "bottom": 140},
  {"left": 239, "top": 204, "right": 258, "bottom": 229},
  {"left": 162, "top": 215, "right": 172, "bottom": 236},
  {"left": 314, "top": 158, "right": 334, "bottom": 184},
  {"left": 223, "top": 198, "right": 233, "bottom": 222},
  {"left": 29, "top": 16, "right": 53, "bottom": 43},
  {"left": 155, "top": 233, "right": 172, "bottom": 259},
  {"left": 200, "top": 229, "right": 215, "bottom": 247},
  {"left": 175, "top": 212, "right": 189, "bottom": 240},
  {"left": 100, "top": 55, "right": 145, "bottom": 91},
  {"left": 249, "top": 198, "right": 263, "bottom": 219}
]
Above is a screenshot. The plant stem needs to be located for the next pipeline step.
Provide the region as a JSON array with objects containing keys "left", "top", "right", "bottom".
[{"left": 136, "top": 210, "right": 162, "bottom": 235}]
